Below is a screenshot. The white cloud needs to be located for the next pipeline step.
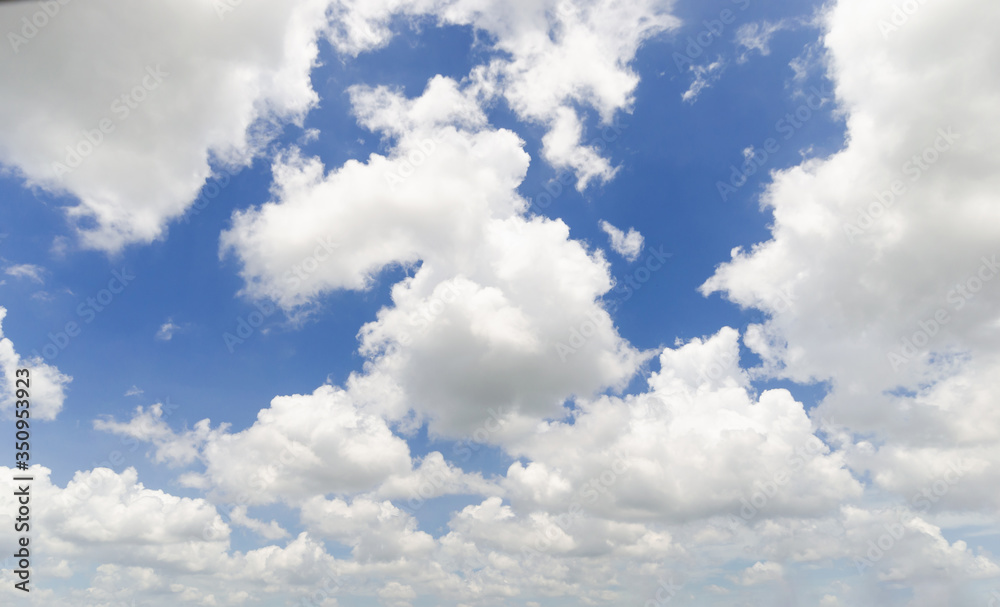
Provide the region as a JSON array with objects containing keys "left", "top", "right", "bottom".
[
  {"left": 0, "top": 0, "right": 331, "bottom": 251},
  {"left": 0, "top": 306, "right": 72, "bottom": 420},
  {"left": 124, "top": 385, "right": 144, "bottom": 397},
  {"left": 735, "top": 560, "right": 784, "bottom": 585},
  {"left": 502, "top": 327, "right": 862, "bottom": 522},
  {"left": 4, "top": 263, "right": 45, "bottom": 283},
  {"left": 228, "top": 505, "right": 290, "bottom": 541},
  {"left": 0, "top": 466, "right": 230, "bottom": 573},
  {"left": 599, "top": 220, "right": 644, "bottom": 261},
  {"left": 373, "top": 451, "right": 501, "bottom": 504},
  {"left": 4, "top": 1, "right": 999, "bottom": 605},
  {"left": 94, "top": 402, "right": 222, "bottom": 468},
  {"left": 700, "top": 0, "right": 1000, "bottom": 512},
  {"left": 735, "top": 20, "right": 792, "bottom": 62},
  {"left": 223, "top": 76, "right": 646, "bottom": 437},
  {"left": 104, "top": 385, "right": 413, "bottom": 505},
  {"left": 155, "top": 319, "right": 181, "bottom": 341},
  {"left": 681, "top": 59, "right": 724, "bottom": 103},
  {"left": 300, "top": 496, "right": 435, "bottom": 562},
  {"left": 326, "top": 0, "right": 678, "bottom": 189}
]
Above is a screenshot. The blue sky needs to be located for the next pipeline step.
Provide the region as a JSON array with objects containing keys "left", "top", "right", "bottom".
[{"left": 1, "top": 0, "right": 999, "bottom": 605}]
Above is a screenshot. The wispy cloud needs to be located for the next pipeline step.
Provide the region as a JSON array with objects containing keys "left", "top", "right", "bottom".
[{"left": 4, "top": 263, "right": 45, "bottom": 284}]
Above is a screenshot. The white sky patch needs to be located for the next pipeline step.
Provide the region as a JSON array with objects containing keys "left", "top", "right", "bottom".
[
  {"left": 599, "top": 220, "right": 644, "bottom": 262},
  {"left": 4, "top": 263, "right": 45, "bottom": 283}
]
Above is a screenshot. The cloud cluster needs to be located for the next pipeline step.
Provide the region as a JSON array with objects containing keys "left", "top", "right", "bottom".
[
  {"left": 327, "top": 0, "right": 677, "bottom": 188},
  {"left": 223, "top": 75, "right": 646, "bottom": 437}
]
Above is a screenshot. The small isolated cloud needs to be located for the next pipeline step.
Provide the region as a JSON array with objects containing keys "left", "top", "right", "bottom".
[
  {"left": 156, "top": 319, "right": 181, "bottom": 341},
  {"left": 600, "top": 220, "right": 644, "bottom": 262},
  {"left": 4, "top": 263, "right": 45, "bottom": 284},
  {"left": 735, "top": 20, "right": 792, "bottom": 62},
  {"left": 682, "top": 59, "right": 725, "bottom": 103},
  {"left": 124, "top": 385, "right": 144, "bottom": 397}
]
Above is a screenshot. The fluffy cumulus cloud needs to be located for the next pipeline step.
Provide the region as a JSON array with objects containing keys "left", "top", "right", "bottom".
[
  {"left": 701, "top": 0, "right": 1000, "bottom": 512},
  {"left": 0, "top": 0, "right": 330, "bottom": 251},
  {"left": 0, "top": 466, "right": 229, "bottom": 578},
  {"left": 326, "top": 0, "right": 677, "bottom": 188},
  {"left": 0, "top": 306, "right": 71, "bottom": 420},
  {"left": 503, "top": 328, "right": 862, "bottom": 524},
  {"left": 7, "top": 0, "right": 1000, "bottom": 604},
  {"left": 223, "top": 75, "right": 646, "bottom": 437},
  {"left": 98, "top": 385, "right": 414, "bottom": 505},
  {"left": 0, "top": 465, "right": 371, "bottom": 606}
]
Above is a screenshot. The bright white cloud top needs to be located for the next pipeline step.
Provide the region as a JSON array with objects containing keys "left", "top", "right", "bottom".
[{"left": 0, "top": 0, "right": 997, "bottom": 605}]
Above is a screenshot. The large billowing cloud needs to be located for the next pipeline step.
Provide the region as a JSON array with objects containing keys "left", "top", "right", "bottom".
[
  {"left": 0, "top": 0, "right": 330, "bottom": 251},
  {"left": 700, "top": 0, "right": 1000, "bottom": 512},
  {"left": 222, "top": 76, "right": 645, "bottom": 437}
]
